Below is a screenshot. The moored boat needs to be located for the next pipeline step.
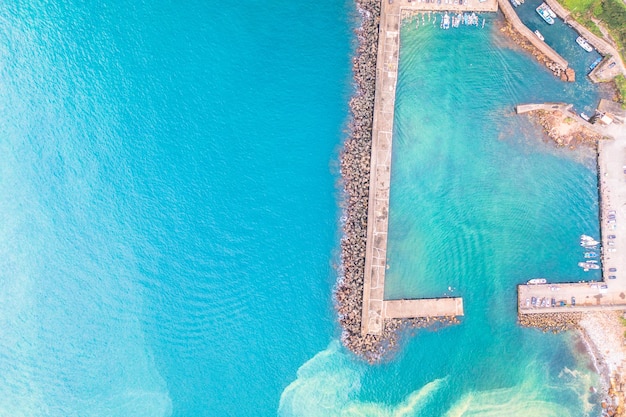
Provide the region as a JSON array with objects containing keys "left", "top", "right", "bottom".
[
  {"left": 442, "top": 13, "right": 450, "bottom": 30},
  {"left": 589, "top": 57, "right": 602, "bottom": 70},
  {"left": 534, "top": 30, "right": 544, "bottom": 41},
  {"left": 584, "top": 252, "right": 598, "bottom": 258},
  {"left": 527, "top": 278, "right": 547, "bottom": 284},
  {"left": 578, "top": 262, "right": 600, "bottom": 270},
  {"left": 580, "top": 234, "right": 600, "bottom": 246},
  {"left": 576, "top": 36, "right": 593, "bottom": 52},
  {"left": 536, "top": 3, "right": 555, "bottom": 24}
]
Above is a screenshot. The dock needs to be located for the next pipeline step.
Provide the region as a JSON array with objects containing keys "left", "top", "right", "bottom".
[
  {"left": 515, "top": 102, "right": 570, "bottom": 114},
  {"left": 543, "top": 0, "right": 625, "bottom": 78},
  {"left": 361, "top": 0, "right": 484, "bottom": 336},
  {"left": 496, "top": 0, "right": 569, "bottom": 70},
  {"left": 519, "top": 122, "right": 626, "bottom": 315}
]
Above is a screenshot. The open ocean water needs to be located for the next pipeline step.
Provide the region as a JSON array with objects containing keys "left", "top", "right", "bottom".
[{"left": 0, "top": 1, "right": 607, "bottom": 417}]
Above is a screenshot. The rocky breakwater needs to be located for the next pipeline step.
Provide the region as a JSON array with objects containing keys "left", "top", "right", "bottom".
[
  {"left": 529, "top": 109, "right": 605, "bottom": 148},
  {"left": 518, "top": 311, "right": 583, "bottom": 332},
  {"left": 499, "top": 21, "right": 574, "bottom": 81},
  {"left": 335, "top": 0, "right": 460, "bottom": 363},
  {"left": 334, "top": 0, "right": 383, "bottom": 363}
]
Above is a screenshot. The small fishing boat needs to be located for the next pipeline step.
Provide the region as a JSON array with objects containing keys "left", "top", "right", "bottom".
[
  {"left": 576, "top": 36, "right": 594, "bottom": 52},
  {"left": 536, "top": 3, "right": 555, "bottom": 24},
  {"left": 581, "top": 240, "right": 600, "bottom": 247},
  {"left": 527, "top": 278, "right": 547, "bottom": 284},
  {"left": 589, "top": 57, "right": 602, "bottom": 70},
  {"left": 580, "top": 112, "right": 590, "bottom": 121},
  {"left": 584, "top": 252, "right": 598, "bottom": 258},
  {"left": 580, "top": 234, "right": 600, "bottom": 246},
  {"left": 579, "top": 262, "right": 600, "bottom": 270},
  {"left": 534, "top": 30, "right": 544, "bottom": 41},
  {"left": 442, "top": 13, "right": 450, "bottom": 30}
]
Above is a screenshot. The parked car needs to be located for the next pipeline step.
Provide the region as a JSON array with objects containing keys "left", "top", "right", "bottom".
[
  {"left": 571, "top": 297, "right": 576, "bottom": 306},
  {"left": 609, "top": 275, "right": 617, "bottom": 279},
  {"left": 609, "top": 267, "right": 617, "bottom": 272}
]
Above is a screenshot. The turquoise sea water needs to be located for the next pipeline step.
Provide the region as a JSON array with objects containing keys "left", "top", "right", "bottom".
[{"left": 0, "top": 2, "right": 607, "bottom": 417}]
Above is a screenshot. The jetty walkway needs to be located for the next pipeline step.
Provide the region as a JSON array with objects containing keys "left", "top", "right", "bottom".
[
  {"left": 496, "top": 0, "right": 569, "bottom": 70},
  {"left": 362, "top": 0, "right": 506, "bottom": 336},
  {"left": 518, "top": 122, "right": 626, "bottom": 314}
]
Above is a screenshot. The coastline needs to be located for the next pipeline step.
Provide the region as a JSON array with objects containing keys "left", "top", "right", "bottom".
[{"left": 578, "top": 312, "right": 626, "bottom": 416}]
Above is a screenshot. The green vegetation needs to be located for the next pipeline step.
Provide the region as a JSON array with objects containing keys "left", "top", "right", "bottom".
[
  {"left": 558, "top": 0, "right": 626, "bottom": 62},
  {"left": 615, "top": 74, "right": 626, "bottom": 107}
]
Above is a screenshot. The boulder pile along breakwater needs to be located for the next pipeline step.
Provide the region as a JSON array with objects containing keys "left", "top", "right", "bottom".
[
  {"left": 335, "top": 0, "right": 389, "bottom": 362},
  {"left": 335, "top": 0, "right": 464, "bottom": 363}
]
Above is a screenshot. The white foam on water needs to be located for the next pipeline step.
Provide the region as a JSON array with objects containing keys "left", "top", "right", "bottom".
[{"left": 279, "top": 340, "right": 447, "bottom": 417}]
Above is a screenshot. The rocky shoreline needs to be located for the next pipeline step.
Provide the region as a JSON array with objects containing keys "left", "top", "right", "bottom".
[
  {"left": 520, "top": 311, "right": 626, "bottom": 416},
  {"left": 529, "top": 109, "right": 605, "bottom": 148}
]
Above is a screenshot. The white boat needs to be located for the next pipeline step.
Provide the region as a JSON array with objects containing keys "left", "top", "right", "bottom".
[
  {"left": 578, "top": 262, "right": 600, "bottom": 270},
  {"left": 581, "top": 240, "right": 600, "bottom": 247},
  {"left": 580, "top": 112, "right": 590, "bottom": 121},
  {"left": 536, "top": 4, "right": 555, "bottom": 24},
  {"left": 442, "top": 13, "right": 450, "bottom": 30},
  {"left": 576, "top": 36, "right": 593, "bottom": 52},
  {"left": 534, "top": 30, "right": 544, "bottom": 41},
  {"left": 528, "top": 278, "right": 547, "bottom": 284}
]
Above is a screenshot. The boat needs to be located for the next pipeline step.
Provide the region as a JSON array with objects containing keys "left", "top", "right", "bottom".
[
  {"left": 442, "top": 13, "right": 450, "bottom": 30},
  {"left": 578, "top": 262, "right": 601, "bottom": 270},
  {"left": 534, "top": 30, "right": 544, "bottom": 41},
  {"left": 528, "top": 278, "right": 547, "bottom": 284},
  {"left": 589, "top": 57, "right": 602, "bottom": 70},
  {"left": 580, "top": 112, "right": 590, "bottom": 121},
  {"left": 576, "top": 36, "right": 594, "bottom": 52},
  {"left": 584, "top": 252, "right": 598, "bottom": 258},
  {"left": 536, "top": 4, "right": 555, "bottom": 25},
  {"left": 580, "top": 235, "right": 600, "bottom": 246}
]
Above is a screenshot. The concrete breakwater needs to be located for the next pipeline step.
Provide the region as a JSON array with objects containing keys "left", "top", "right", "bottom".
[
  {"left": 334, "top": 0, "right": 389, "bottom": 363},
  {"left": 335, "top": 0, "right": 461, "bottom": 363}
]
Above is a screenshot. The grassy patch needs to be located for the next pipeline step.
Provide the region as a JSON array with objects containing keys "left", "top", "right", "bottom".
[
  {"left": 562, "top": 0, "right": 596, "bottom": 13},
  {"left": 558, "top": 0, "right": 626, "bottom": 61},
  {"left": 615, "top": 74, "right": 626, "bottom": 106}
]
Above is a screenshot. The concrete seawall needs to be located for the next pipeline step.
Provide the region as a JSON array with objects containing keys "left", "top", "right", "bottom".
[
  {"left": 496, "top": 0, "right": 569, "bottom": 70},
  {"left": 361, "top": 0, "right": 476, "bottom": 336},
  {"left": 544, "top": 0, "right": 616, "bottom": 58},
  {"left": 519, "top": 122, "right": 626, "bottom": 316}
]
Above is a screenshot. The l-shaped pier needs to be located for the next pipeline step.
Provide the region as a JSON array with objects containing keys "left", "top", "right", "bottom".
[{"left": 518, "top": 125, "right": 626, "bottom": 315}]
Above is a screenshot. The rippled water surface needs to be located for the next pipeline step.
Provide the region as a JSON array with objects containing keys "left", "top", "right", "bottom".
[{"left": 0, "top": 2, "right": 608, "bottom": 416}]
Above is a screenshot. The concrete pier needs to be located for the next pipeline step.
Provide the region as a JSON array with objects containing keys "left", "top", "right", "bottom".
[
  {"left": 515, "top": 102, "right": 570, "bottom": 114},
  {"left": 543, "top": 0, "right": 626, "bottom": 79},
  {"left": 496, "top": 0, "right": 569, "bottom": 70},
  {"left": 518, "top": 121, "right": 626, "bottom": 315},
  {"left": 361, "top": 0, "right": 482, "bottom": 336}
]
